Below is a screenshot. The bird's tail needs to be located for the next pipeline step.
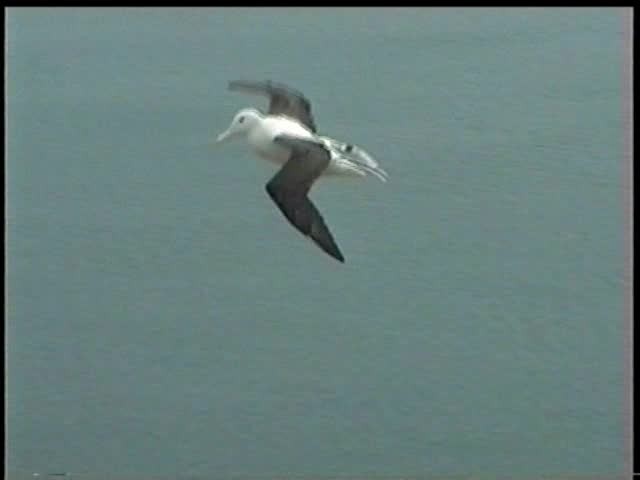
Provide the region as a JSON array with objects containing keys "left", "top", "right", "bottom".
[
  {"left": 352, "top": 161, "right": 389, "bottom": 182},
  {"left": 320, "top": 136, "right": 388, "bottom": 182}
]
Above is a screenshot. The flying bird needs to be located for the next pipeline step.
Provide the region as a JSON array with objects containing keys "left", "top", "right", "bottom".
[{"left": 216, "top": 80, "right": 388, "bottom": 263}]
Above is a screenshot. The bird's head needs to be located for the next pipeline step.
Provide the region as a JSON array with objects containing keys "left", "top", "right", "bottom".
[{"left": 216, "top": 108, "right": 262, "bottom": 144}]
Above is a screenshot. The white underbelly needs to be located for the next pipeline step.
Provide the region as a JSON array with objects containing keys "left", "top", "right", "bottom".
[
  {"left": 252, "top": 141, "right": 366, "bottom": 179},
  {"left": 256, "top": 147, "right": 289, "bottom": 165},
  {"left": 248, "top": 116, "right": 315, "bottom": 166},
  {"left": 245, "top": 119, "right": 375, "bottom": 180}
]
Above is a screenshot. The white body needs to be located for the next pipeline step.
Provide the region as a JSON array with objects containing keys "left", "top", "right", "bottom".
[
  {"left": 248, "top": 115, "right": 313, "bottom": 164},
  {"left": 217, "top": 108, "right": 388, "bottom": 182}
]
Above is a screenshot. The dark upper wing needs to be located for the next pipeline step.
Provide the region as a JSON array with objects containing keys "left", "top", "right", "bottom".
[
  {"left": 228, "top": 80, "right": 317, "bottom": 133},
  {"left": 265, "top": 136, "right": 344, "bottom": 263}
]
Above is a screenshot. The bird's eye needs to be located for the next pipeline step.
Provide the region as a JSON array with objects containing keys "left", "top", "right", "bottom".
[{"left": 238, "top": 116, "right": 245, "bottom": 123}]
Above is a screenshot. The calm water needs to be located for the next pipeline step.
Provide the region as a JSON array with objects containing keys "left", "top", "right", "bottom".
[{"left": 7, "top": 8, "right": 625, "bottom": 479}]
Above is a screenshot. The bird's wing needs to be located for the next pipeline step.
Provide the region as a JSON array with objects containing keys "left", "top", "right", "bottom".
[
  {"left": 229, "top": 80, "right": 318, "bottom": 133},
  {"left": 265, "top": 135, "right": 344, "bottom": 262}
]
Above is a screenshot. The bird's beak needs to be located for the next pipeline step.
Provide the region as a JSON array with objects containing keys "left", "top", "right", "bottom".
[{"left": 216, "top": 128, "right": 233, "bottom": 144}]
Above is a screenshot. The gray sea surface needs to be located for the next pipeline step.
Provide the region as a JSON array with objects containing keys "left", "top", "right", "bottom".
[{"left": 6, "top": 7, "right": 626, "bottom": 479}]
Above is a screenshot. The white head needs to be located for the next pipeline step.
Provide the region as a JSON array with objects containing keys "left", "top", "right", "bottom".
[{"left": 216, "top": 108, "right": 262, "bottom": 144}]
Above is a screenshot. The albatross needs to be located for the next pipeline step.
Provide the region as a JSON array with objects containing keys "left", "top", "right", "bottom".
[{"left": 216, "top": 80, "right": 388, "bottom": 263}]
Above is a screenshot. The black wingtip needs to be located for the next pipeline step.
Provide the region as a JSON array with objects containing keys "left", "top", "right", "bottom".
[
  {"left": 328, "top": 248, "right": 345, "bottom": 263},
  {"left": 314, "top": 235, "right": 344, "bottom": 263},
  {"left": 228, "top": 79, "right": 251, "bottom": 90}
]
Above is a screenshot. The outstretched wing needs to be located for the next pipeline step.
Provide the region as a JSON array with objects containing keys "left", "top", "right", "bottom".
[
  {"left": 265, "top": 136, "right": 344, "bottom": 263},
  {"left": 229, "top": 80, "right": 317, "bottom": 133}
]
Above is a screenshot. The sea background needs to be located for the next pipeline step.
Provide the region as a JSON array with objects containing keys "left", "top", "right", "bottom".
[{"left": 6, "top": 8, "right": 626, "bottom": 479}]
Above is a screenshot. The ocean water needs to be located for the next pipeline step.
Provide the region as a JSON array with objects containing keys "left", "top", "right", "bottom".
[{"left": 6, "top": 8, "right": 626, "bottom": 479}]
